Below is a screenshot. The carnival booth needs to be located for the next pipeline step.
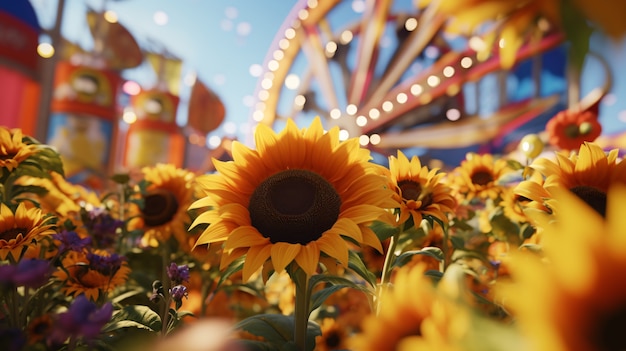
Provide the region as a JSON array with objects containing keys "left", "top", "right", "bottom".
[
  {"left": 0, "top": 0, "right": 41, "bottom": 135},
  {"left": 45, "top": 9, "right": 142, "bottom": 188}
]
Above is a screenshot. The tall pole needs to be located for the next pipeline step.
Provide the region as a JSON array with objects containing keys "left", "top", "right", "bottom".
[{"left": 35, "top": 0, "right": 66, "bottom": 142}]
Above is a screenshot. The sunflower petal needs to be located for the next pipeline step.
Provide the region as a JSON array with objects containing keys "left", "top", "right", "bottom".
[
  {"left": 243, "top": 245, "right": 272, "bottom": 282},
  {"left": 317, "top": 233, "right": 349, "bottom": 267},
  {"left": 270, "top": 242, "right": 301, "bottom": 274},
  {"left": 295, "top": 243, "right": 320, "bottom": 276},
  {"left": 224, "top": 227, "right": 269, "bottom": 250},
  {"left": 328, "top": 217, "right": 363, "bottom": 242}
]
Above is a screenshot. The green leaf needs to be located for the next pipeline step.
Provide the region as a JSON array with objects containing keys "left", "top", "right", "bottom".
[
  {"left": 216, "top": 255, "right": 245, "bottom": 289},
  {"left": 369, "top": 220, "right": 401, "bottom": 241},
  {"left": 111, "top": 173, "right": 131, "bottom": 184},
  {"left": 308, "top": 275, "right": 371, "bottom": 313},
  {"left": 347, "top": 250, "right": 377, "bottom": 287},
  {"left": 102, "top": 305, "right": 162, "bottom": 333},
  {"left": 424, "top": 269, "right": 444, "bottom": 282},
  {"left": 450, "top": 236, "right": 465, "bottom": 250},
  {"left": 395, "top": 246, "right": 444, "bottom": 268},
  {"left": 111, "top": 289, "right": 144, "bottom": 305},
  {"left": 561, "top": 0, "right": 593, "bottom": 69},
  {"left": 451, "top": 249, "right": 489, "bottom": 264},
  {"left": 234, "top": 314, "right": 321, "bottom": 351}
]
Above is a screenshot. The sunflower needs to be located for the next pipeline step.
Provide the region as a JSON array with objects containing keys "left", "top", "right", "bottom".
[
  {"left": 349, "top": 264, "right": 468, "bottom": 351},
  {"left": 387, "top": 150, "right": 457, "bottom": 228},
  {"left": 546, "top": 109, "right": 602, "bottom": 151},
  {"left": 0, "top": 127, "right": 39, "bottom": 173},
  {"left": 53, "top": 249, "right": 130, "bottom": 302},
  {"left": 498, "top": 185, "right": 626, "bottom": 351},
  {"left": 132, "top": 163, "right": 196, "bottom": 249},
  {"left": 15, "top": 171, "right": 102, "bottom": 217},
  {"left": 0, "top": 202, "right": 56, "bottom": 261},
  {"left": 449, "top": 153, "right": 514, "bottom": 202},
  {"left": 190, "top": 117, "right": 396, "bottom": 282},
  {"left": 315, "top": 318, "right": 349, "bottom": 351},
  {"left": 514, "top": 142, "right": 626, "bottom": 217}
]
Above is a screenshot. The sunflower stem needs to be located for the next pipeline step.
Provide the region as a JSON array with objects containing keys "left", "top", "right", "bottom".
[
  {"left": 377, "top": 231, "right": 400, "bottom": 316},
  {"left": 160, "top": 246, "right": 172, "bottom": 337},
  {"left": 293, "top": 267, "right": 311, "bottom": 351},
  {"left": 442, "top": 223, "right": 450, "bottom": 271}
]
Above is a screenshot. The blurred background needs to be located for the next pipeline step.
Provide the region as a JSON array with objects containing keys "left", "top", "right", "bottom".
[{"left": 2, "top": 0, "right": 626, "bottom": 188}]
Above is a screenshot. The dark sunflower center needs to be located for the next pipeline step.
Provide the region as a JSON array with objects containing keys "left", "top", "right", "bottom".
[
  {"left": 398, "top": 180, "right": 421, "bottom": 201},
  {"left": 324, "top": 331, "right": 342, "bottom": 348},
  {"left": 398, "top": 180, "right": 433, "bottom": 207},
  {"left": 141, "top": 189, "right": 179, "bottom": 227},
  {"left": 591, "top": 303, "right": 626, "bottom": 351},
  {"left": 570, "top": 185, "right": 606, "bottom": 217},
  {"left": 0, "top": 228, "right": 25, "bottom": 241},
  {"left": 471, "top": 170, "right": 493, "bottom": 186},
  {"left": 248, "top": 169, "right": 341, "bottom": 245}
]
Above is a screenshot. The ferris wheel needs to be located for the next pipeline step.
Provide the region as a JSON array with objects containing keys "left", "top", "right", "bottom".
[{"left": 249, "top": 0, "right": 568, "bottom": 165}]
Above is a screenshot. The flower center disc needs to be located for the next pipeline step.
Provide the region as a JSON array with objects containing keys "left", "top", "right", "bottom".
[
  {"left": 570, "top": 185, "right": 607, "bottom": 217},
  {"left": 398, "top": 180, "right": 422, "bottom": 201},
  {"left": 141, "top": 189, "right": 179, "bottom": 226},
  {"left": 471, "top": 170, "right": 493, "bottom": 186},
  {"left": 0, "top": 228, "right": 25, "bottom": 242},
  {"left": 249, "top": 169, "right": 342, "bottom": 244}
]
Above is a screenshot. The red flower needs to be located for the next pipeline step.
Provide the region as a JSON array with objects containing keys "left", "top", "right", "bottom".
[{"left": 545, "top": 109, "right": 602, "bottom": 151}]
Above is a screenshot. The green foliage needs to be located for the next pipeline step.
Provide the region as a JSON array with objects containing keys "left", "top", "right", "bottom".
[
  {"left": 234, "top": 314, "right": 321, "bottom": 351},
  {"left": 103, "top": 305, "right": 162, "bottom": 333}
]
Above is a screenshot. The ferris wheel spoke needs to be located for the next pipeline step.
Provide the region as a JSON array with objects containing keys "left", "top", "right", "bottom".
[
  {"left": 298, "top": 25, "right": 340, "bottom": 112},
  {"left": 347, "top": 0, "right": 393, "bottom": 106},
  {"left": 364, "top": 4, "right": 445, "bottom": 109}
]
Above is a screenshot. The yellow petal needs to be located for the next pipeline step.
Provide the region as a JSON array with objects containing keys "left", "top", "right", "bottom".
[
  {"left": 328, "top": 217, "right": 362, "bottom": 243},
  {"left": 224, "top": 227, "right": 269, "bottom": 250},
  {"left": 243, "top": 245, "right": 272, "bottom": 282},
  {"left": 316, "top": 233, "right": 349, "bottom": 267},
  {"left": 295, "top": 243, "right": 320, "bottom": 276},
  {"left": 270, "top": 242, "right": 301, "bottom": 273}
]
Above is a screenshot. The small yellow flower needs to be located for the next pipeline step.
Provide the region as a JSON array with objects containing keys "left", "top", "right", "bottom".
[
  {"left": 0, "top": 202, "right": 56, "bottom": 261},
  {"left": 449, "top": 153, "right": 513, "bottom": 202},
  {"left": 0, "top": 127, "right": 39, "bottom": 172},
  {"left": 387, "top": 150, "right": 457, "bottom": 227}
]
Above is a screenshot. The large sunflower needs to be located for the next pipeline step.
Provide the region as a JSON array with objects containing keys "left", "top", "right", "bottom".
[
  {"left": 514, "top": 142, "right": 626, "bottom": 217},
  {"left": 190, "top": 117, "right": 396, "bottom": 281},
  {"left": 0, "top": 202, "right": 56, "bottom": 261},
  {"left": 133, "top": 163, "right": 196, "bottom": 249},
  {"left": 498, "top": 185, "right": 626, "bottom": 351},
  {"left": 53, "top": 249, "right": 130, "bottom": 301},
  {"left": 387, "top": 150, "right": 457, "bottom": 227},
  {"left": 448, "top": 153, "right": 514, "bottom": 202},
  {"left": 0, "top": 127, "right": 39, "bottom": 172}
]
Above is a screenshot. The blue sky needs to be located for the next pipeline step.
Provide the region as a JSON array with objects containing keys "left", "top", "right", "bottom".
[{"left": 29, "top": 0, "right": 626, "bottom": 156}]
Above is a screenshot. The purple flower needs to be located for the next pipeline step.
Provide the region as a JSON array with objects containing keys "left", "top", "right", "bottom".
[
  {"left": 87, "top": 251, "right": 125, "bottom": 276},
  {"left": 169, "top": 285, "right": 188, "bottom": 302},
  {"left": 169, "top": 285, "right": 188, "bottom": 309},
  {"left": 49, "top": 295, "right": 113, "bottom": 344},
  {"left": 0, "top": 259, "right": 52, "bottom": 289},
  {"left": 81, "top": 207, "right": 124, "bottom": 249},
  {"left": 53, "top": 230, "right": 92, "bottom": 253},
  {"left": 166, "top": 262, "right": 190, "bottom": 285}
]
